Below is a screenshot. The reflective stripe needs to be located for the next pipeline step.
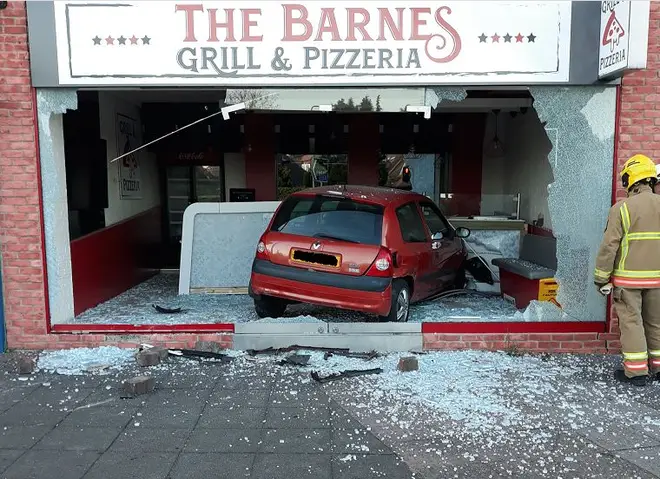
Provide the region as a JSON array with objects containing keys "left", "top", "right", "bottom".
[
  {"left": 614, "top": 278, "right": 660, "bottom": 288},
  {"left": 624, "top": 361, "right": 648, "bottom": 370},
  {"left": 618, "top": 204, "right": 631, "bottom": 272},
  {"left": 651, "top": 359, "right": 660, "bottom": 365},
  {"left": 623, "top": 351, "right": 648, "bottom": 361},
  {"left": 614, "top": 270, "right": 660, "bottom": 278},
  {"left": 628, "top": 232, "right": 660, "bottom": 240},
  {"left": 594, "top": 268, "right": 611, "bottom": 279},
  {"left": 649, "top": 350, "right": 660, "bottom": 357}
]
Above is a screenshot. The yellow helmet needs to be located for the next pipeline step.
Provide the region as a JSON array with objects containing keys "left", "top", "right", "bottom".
[{"left": 621, "top": 154, "right": 657, "bottom": 190}]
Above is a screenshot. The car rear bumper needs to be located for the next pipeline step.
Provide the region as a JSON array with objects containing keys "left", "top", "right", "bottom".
[{"left": 249, "top": 259, "right": 392, "bottom": 316}]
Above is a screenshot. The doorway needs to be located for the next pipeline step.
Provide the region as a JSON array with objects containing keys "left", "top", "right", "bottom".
[{"left": 163, "top": 164, "right": 226, "bottom": 268}]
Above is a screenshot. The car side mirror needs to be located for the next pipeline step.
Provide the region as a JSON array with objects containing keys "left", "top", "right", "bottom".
[
  {"left": 431, "top": 232, "right": 444, "bottom": 241},
  {"left": 455, "top": 227, "right": 471, "bottom": 239}
]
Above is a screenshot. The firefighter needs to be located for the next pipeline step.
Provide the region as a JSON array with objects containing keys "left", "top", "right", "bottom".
[{"left": 595, "top": 154, "right": 660, "bottom": 387}]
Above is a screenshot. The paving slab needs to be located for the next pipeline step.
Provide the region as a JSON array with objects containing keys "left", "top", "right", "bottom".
[
  {"left": 108, "top": 427, "right": 188, "bottom": 453},
  {"left": 252, "top": 453, "right": 332, "bottom": 479},
  {"left": 265, "top": 406, "right": 331, "bottom": 429},
  {"left": 130, "top": 406, "right": 201, "bottom": 429},
  {"left": 33, "top": 425, "right": 121, "bottom": 451},
  {"left": 0, "top": 403, "right": 69, "bottom": 427},
  {"left": 185, "top": 428, "right": 262, "bottom": 453},
  {"left": 1, "top": 449, "right": 99, "bottom": 479},
  {"left": 197, "top": 406, "right": 267, "bottom": 429},
  {"left": 331, "top": 454, "right": 416, "bottom": 479},
  {"left": 0, "top": 385, "right": 39, "bottom": 413},
  {"left": 260, "top": 428, "right": 331, "bottom": 453},
  {"left": 0, "top": 425, "right": 52, "bottom": 449},
  {"left": 60, "top": 405, "right": 135, "bottom": 429},
  {"left": 82, "top": 451, "right": 178, "bottom": 479},
  {"left": 0, "top": 450, "right": 25, "bottom": 475},
  {"left": 169, "top": 452, "right": 254, "bottom": 479},
  {"left": 616, "top": 447, "right": 660, "bottom": 477},
  {"left": 207, "top": 388, "right": 270, "bottom": 408}
]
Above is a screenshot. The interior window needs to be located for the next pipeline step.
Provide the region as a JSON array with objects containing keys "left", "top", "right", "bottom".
[
  {"left": 395, "top": 203, "right": 428, "bottom": 243},
  {"left": 420, "top": 201, "right": 451, "bottom": 236}
]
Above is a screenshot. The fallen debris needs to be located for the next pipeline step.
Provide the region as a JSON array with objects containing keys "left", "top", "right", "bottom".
[
  {"left": 311, "top": 368, "right": 383, "bottom": 383},
  {"left": 194, "top": 341, "right": 226, "bottom": 354},
  {"left": 136, "top": 350, "right": 161, "bottom": 367},
  {"left": 278, "top": 354, "right": 311, "bottom": 367},
  {"left": 397, "top": 356, "right": 419, "bottom": 372},
  {"left": 37, "top": 346, "right": 135, "bottom": 375},
  {"left": 139, "top": 345, "right": 169, "bottom": 361},
  {"left": 152, "top": 304, "right": 182, "bottom": 314},
  {"left": 122, "top": 376, "right": 155, "bottom": 397},
  {"left": 324, "top": 350, "right": 380, "bottom": 361},
  {"left": 247, "top": 345, "right": 350, "bottom": 356},
  {"left": 73, "top": 398, "right": 116, "bottom": 410},
  {"left": 168, "top": 348, "right": 232, "bottom": 363},
  {"left": 17, "top": 357, "right": 35, "bottom": 375},
  {"left": 85, "top": 364, "right": 111, "bottom": 373}
]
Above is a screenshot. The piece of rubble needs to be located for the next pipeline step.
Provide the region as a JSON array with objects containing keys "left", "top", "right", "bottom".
[
  {"left": 168, "top": 348, "right": 232, "bottom": 363},
  {"left": 278, "top": 354, "right": 311, "bottom": 366},
  {"left": 397, "top": 356, "right": 419, "bottom": 372},
  {"left": 311, "top": 368, "right": 383, "bottom": 383},
  {"left": 122, "top": 376, "right": 155, "bottom": 396},
  {"left": 152, "top": 304, "right": 182, "bottom": 314},
  {"left": 18, "top": 357, "right": 35, "bottom": 375},
  {"left": 194, "top": 341, "right": 225, "bottom": 354},
  {"left": 324, "top": 350, "right": 379, "bottom": 361},
  {"left": 136, "top": 350, "right": 161, "bottom": 367}
]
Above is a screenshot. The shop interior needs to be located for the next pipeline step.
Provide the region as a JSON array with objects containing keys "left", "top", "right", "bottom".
[{"left": 58, "top": 86, "right": 610, "bottom": 326}]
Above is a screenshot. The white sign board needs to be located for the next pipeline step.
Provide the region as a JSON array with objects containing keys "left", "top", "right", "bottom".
[
  {"left": 115, "top": 113, "right": 142, "bottom": 199},
  {"left": 53, "top": 1, "right": 571, "bottom": 86},
  {"left": 598, "top": 0, "right": 631, "bottom": 77}
]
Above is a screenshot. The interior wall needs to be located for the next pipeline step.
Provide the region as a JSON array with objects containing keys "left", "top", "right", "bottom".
[
  {"left": 224, "top": 153, "right": 247, "bottom": 199},
  {"left": 451, "top": 113, "right": 487, "bottom": 216},
  {"left": 480, "top": 113, "right": 508, "bottom": 216},
  {"left": 480, "top": 109, "right": 554, "bottom": 227},
  {"left": 98, "top": 92, "right": 161, "bottom": 226}
]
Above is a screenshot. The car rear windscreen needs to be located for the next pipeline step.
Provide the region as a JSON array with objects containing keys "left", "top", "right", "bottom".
[{"left": 271, "top": 195, "right": 384, "bottom": 245}]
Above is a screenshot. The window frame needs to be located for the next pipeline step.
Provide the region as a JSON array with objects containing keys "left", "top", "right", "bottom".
[
  {"left": 419, "top": 200, "right": 453, "bottom": 238},
  {"left": 395, "top": 201, "right": 429, "bottom": 244}
]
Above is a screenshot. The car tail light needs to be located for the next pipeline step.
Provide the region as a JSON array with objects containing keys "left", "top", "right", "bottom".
[
  {"left": 256, "top": 238, "right": 269, "bottom": 261},
  {"left": 366, "top": 247, "right": 393, "bottom": 277}
]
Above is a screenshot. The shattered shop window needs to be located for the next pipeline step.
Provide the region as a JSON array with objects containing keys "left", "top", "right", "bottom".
[{"left": 276, "top": 154, "right": 348, "bottom": 200}]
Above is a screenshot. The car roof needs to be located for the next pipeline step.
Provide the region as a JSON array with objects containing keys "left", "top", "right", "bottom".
[{"left": 292, "top": 185, "right": 428, "bottom": 207}]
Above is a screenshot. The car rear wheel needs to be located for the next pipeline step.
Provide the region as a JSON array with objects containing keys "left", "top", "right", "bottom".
[
  {"left": 254, "top": 296, "right": 287, "bottom": 319},
  {"left": 380, "top": 279, "right": 410, "bottom": 322}
]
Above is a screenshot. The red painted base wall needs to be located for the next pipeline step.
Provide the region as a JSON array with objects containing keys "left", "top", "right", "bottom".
[{"left": 70, "top": 207, "right": 162, "bottom": 316}]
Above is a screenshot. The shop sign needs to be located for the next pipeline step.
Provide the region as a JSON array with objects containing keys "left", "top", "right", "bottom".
[
  {"left": 598, "top": 1, "right": 631, "bottom": 77},
  {"left": 52, "top": 1, "right": 571, "bottom": 86},
  {"left": 598, "top": 0, "right": 650, "bottom": 79},
  {"left": 116, "top": 113, "right": 142, "bottom": 199}
]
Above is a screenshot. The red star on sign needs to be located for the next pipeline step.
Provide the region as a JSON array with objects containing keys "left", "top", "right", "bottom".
[
  {"left": 105, "top": 35, "right": 114, "bottom": 45},
  {"left": 491, "top": 33, "right": 500, "bottom": 43},
  {"left": 130, "top": 35, "right": 139, "bottom": 45},
  {"left": 515, "top": 33, "right": 524, "bottom": 43}
]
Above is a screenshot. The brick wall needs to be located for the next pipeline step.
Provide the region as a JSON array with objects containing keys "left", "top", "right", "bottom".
[
  {"left": 608, "top": 2, "right": 660, "bottom": 354},
  {"left": 0, "top": 1, "right": 51, "bottom": 349},
  {"left": 0, "top": 3, "right": 235, "bottom": 351}
]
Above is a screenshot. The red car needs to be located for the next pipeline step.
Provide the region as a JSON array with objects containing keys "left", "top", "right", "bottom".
[{"left": 249, "top": 186, "right": 470, "bottom": 322}]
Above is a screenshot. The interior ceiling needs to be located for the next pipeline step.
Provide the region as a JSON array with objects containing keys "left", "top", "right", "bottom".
[
  {"left": 95, "top": 87, "right": 532, "bottom": 106},
  {"left": 95, "top": 89, "right": 227, "bottom": 104}
]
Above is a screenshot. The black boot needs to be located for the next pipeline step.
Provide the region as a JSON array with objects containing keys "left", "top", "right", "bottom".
[{"left": 614, "top": 369, "right": 648, "bottom": 387}]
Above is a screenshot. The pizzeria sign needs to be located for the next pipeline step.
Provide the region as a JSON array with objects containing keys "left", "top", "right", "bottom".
[{"left": 52, "top": 1, "right": 571, "bottom": 86}]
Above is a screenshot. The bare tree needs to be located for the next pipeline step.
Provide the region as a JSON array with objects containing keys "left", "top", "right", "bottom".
[{"left": 224, "top": 89, "right": 279, "bottom": 110}]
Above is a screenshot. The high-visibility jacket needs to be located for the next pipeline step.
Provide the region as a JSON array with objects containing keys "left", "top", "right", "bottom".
[{"left": 595, "top": 184, "right": 660, "bottom": 288}]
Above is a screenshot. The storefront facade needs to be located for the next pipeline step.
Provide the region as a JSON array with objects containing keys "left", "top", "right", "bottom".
[{"left": 0, "top": 0, "right": 654, "bottom": 350}]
